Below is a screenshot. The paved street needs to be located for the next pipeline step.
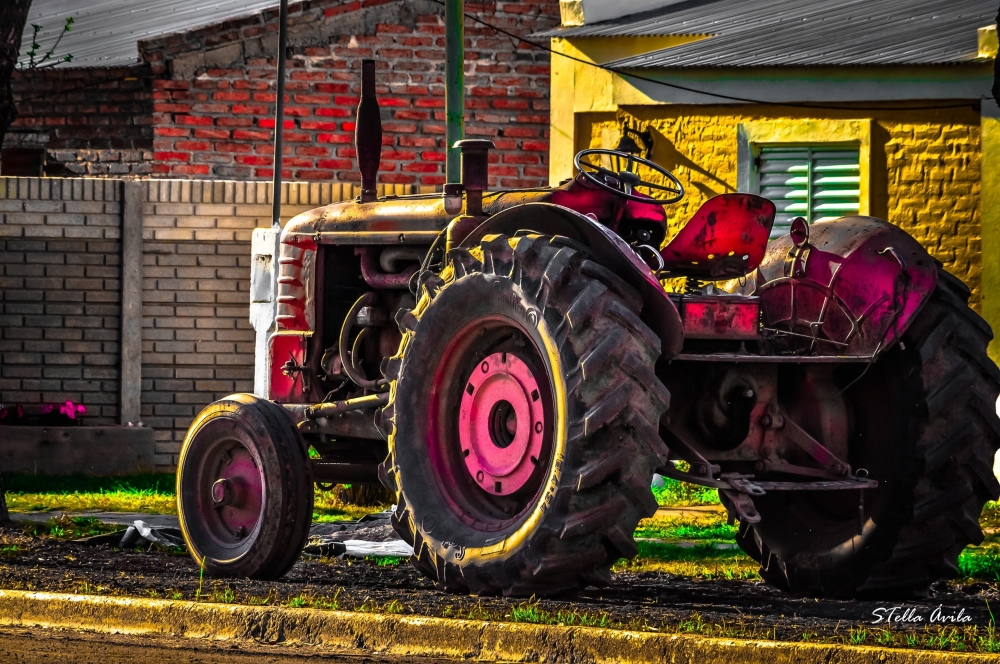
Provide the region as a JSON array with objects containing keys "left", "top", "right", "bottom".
[{"left": 0, "top": 627, "right": 461, "bottom": 664}]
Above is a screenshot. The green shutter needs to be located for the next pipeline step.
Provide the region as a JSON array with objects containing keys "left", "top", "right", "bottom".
[{"left": 757, "top": 146, "right": 860, "bottom": 238}]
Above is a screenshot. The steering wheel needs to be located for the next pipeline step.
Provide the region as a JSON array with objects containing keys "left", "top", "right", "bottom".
[{"left": 574, "top": 148, "right": 684, "bottom": 204}]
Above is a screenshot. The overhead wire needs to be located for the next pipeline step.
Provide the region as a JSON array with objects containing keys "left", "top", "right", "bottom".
[
  {"left": 12, "top": 3, "right": 993, "bottom": 112},
  {"left": 427, "top": 0, "right": 991, "bottom": 113}
]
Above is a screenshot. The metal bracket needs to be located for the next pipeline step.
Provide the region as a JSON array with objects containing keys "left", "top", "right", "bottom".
[{"left": 765, "top": 405, "right": 851, "bottom": 477}]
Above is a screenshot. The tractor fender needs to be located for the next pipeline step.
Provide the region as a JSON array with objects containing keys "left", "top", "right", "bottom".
[
  {"left": 744, "top": 216, "right": 939, "bottom": 356},
  {"left": 461, "top": 202, "right": 684, "bottom": 358}
]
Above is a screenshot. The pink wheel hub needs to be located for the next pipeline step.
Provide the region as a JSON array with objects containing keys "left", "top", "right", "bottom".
[{"left": 459, "top": 352, "right": 546, "bottom": 495}]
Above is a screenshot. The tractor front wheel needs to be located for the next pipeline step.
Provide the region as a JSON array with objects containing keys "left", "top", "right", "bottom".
[
  {"left": 382, "top": 234, "right": 671, "bottom": 596},
  {"left": 177, "top": 394, "right": 314, "bottom": 579}
]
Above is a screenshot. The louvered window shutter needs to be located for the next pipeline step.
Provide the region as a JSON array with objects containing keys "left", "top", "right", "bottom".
[{"left": 757, "top": 146, "right": 861, "bottom": 238}]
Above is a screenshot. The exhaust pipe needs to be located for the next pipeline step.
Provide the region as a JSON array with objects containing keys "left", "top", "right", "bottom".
[{"left": 355, "top": 59, "right": 382, "bottom": 203}]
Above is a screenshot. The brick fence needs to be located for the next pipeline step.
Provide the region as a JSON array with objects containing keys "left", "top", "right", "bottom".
[{"left": 0, "top": 176, "right": 417, "bottom": 470}]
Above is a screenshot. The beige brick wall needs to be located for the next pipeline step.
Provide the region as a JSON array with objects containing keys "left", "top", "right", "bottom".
[
  {"left": 139, "top": 180, "right": 354, "bottom": 465},
  {"left": 139, "top": 180, "right": 426, "bottom": 467},
  {"left": 0, "top": 177, "right": 420, "bottom": 470},
  {"left": 0, "top": 179, "right": 124, "bottom": 425}
]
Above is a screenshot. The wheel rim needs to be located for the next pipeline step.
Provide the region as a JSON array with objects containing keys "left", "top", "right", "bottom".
[
  {"left": 181, "top": 418, "right": 265, "bottom": 560},
  {"left": 428, "top": 317, "right": 554, "bottom": 531},
  {"left": 459, "top": 352, "right": 547, "bottom": 496}
]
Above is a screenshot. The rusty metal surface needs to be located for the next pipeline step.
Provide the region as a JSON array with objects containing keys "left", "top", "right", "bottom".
[
  {"left": 674, "top": 294, "right": 759, "bottom": 340},
  {"left": 268, "top": 333, "right": 309, "bottom": 403},
  {"left": 305, "top": 393, "right": 388, "bottom": 420},
  {"left": 661, "top": 194, "right": 775, "bottom": 280},
  {"left": 740, "top": 216, "right": 939, "bottom": 356},
  {"left": 459, "top": 201, "right": 684, "bottom": 359},
  {"left": 672, "top": 353, "right": 871, "bottom": 363},
  {"left": 275, "top": 238, "right": 316, "bottom": 331},
  {"left": 357, "top": 247, "right": 416, "bottom": 290},
  {"left": 281, "top": 176, "right": 669, "bottom": 249},
  {"left": 356, "top": 61, "right": 382, "bottom": 203},
  {"left": 299, "top": 410, "right": 383, "bottom": 440}
]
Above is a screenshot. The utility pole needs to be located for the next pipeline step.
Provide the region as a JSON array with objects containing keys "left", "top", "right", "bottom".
[
  {"left": 445, "top": 0, "right": 464, "bottom": 183},
  {"left": 271, "top": 0, "right": 289, "bottom": 227}
]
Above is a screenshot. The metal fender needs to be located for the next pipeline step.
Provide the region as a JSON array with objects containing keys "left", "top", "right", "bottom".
[
  {"left": 461, "top": 202, "right": 684, "bottom": 358},
  {"left": 742, "top": 216, "right": 939, "bottom": 356}
]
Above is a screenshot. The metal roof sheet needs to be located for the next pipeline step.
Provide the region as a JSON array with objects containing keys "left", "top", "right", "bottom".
[
  {"left": 18, "top": 0, "right": 282, "bottom": 68},
  {"left": 536, "top": 0, "right": 995, "bottom": 68}
]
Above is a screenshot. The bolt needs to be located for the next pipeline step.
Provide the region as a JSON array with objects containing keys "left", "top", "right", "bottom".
[
  {"left": 234, "top": 526, "right": 245, "bottom": 539},
  {"left": 760, "top": 415, "right": 772, "bottom": 428}
]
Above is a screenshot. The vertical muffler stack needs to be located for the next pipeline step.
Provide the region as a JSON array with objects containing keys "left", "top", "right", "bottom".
[{"left": 355, "top": 59, "right": 382, "bottom": 203}]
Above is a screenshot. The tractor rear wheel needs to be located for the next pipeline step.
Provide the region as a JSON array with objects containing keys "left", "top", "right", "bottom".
[
  {"left": 734, "top": 269, "right": 1000, "bottom": 597},
  {"left": 381, "top": 234, "right": 671, "bottom": 596},
  {"left": 177, "top": 394, "right": 314, "bottom": 579}
]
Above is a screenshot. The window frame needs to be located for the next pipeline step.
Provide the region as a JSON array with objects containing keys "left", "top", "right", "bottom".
[{"left": 736, "top": 118, "right": 872, "bottom": 218}]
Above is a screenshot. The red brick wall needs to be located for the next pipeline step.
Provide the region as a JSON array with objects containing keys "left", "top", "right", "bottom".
[
  {"left": 141, "top": 0, "right": 558, "bottom": 188},
  {"left": 7, "top": 66, "right": 154, "bottom": 177}
]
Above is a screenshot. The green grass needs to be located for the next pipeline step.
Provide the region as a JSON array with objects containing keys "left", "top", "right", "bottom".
[
  {"left": 634, "top": 519, "right": 736, "bottom": 541},
  {"left": 4, "top": 473, "right": 177, "bottom": 514},
  {"left": 615, "top": 541, "right": 759, "bottom": 579},
  {"left": 1, "top": 474, "right": 387, "bottom": 519},
  {"left": 652, "top": 476, "right": 720, "bottom": 507},
  {"left": 957, "top": 524, "right": 1000, "bottom": 581},
  {"left": 19, "top": 515, "right": 121, "bottom": 540}
]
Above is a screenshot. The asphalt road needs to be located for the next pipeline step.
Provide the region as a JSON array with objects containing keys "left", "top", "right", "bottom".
[{"left": 0, "top": 626, "right": 462, "bottom": 664}]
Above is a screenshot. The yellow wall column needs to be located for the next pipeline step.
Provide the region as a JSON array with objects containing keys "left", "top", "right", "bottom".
[{"left": 982, "top": 102, "right": 1000, "bottom": 361}]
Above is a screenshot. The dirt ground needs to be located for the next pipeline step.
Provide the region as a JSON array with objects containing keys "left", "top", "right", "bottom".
[{"left": 0, "top": 526, "right": 996, "bottom": 649}]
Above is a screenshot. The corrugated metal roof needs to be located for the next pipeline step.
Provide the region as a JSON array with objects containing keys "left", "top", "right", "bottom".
[
  {"left": 536, "top": 0, "right": 995, "bottom": 68},
  {"left": 18, "top": 0, "right": 281, "bottom": 68}
]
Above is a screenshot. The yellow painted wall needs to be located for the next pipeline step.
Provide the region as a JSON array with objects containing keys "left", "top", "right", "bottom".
[
  {"left": 982, "top": 114, "right": 1000, "bottom": 361},
  {"left": 577, "top": 105, "right": 984, "bottom": 311}
]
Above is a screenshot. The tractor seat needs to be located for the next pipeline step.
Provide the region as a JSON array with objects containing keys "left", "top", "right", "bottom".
[{"left": 660, "top": 194, "right": 776, "bottom": 280}]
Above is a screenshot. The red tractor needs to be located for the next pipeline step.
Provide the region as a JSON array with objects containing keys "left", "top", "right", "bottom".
[{"left": 177, "top": 61, "right": 1000, "bottom": 598}]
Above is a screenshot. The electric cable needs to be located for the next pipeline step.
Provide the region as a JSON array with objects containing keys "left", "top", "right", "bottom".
[{"left": 427, "top": 0, "right": 991, "bottom": 113}]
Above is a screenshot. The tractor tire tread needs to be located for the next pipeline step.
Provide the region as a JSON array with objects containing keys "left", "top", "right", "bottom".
[{"left": 385, "top": 234, "right": 670, "bottom": 596}]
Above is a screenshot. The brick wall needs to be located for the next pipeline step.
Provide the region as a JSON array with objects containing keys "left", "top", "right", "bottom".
[
  {"left": 139, "top": 179, "right": 375, "bottom": 464},
  {"left": 7, "top": 66, "right": 154, "bottom": 177},
  {"left": 0, "top": 178, "right": 124, "bottom": 425},
  {"left": 0, "top": 176, "right": 381, "bottom": 469},
  {"left": 139, "top": 0, "right": 558, "bottom": 186}
]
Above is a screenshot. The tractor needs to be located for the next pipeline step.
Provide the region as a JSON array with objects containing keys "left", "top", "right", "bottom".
[{"left": 176, "top": 60, "right": 1000, "bottom": 598}]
